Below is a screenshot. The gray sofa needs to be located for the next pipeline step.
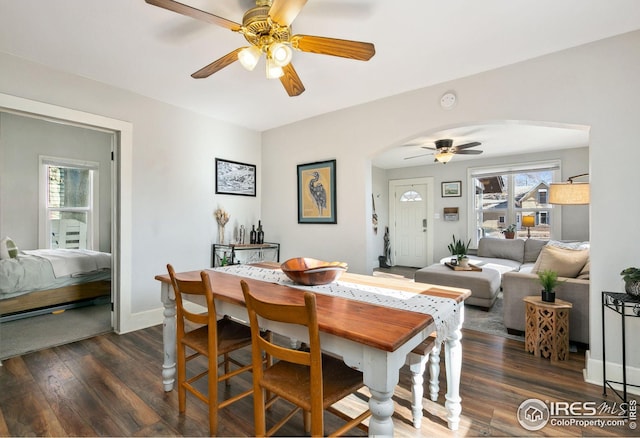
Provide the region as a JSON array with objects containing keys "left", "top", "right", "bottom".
[
  {"left": 502, "top": 272, "right": 589, "bottom": 345},
  {"left": 416, "top": 237, "right": 590, "bottom": 345},
  {"left": 477, "top": 237, "right": 590, "bottom": 345}
]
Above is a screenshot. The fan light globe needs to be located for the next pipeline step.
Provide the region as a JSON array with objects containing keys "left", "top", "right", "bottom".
[
  {"left": 238, "top": 46, "right": 261, "bottom": 71},
  {"left": 265, "top": 57, "right": 284, "bottom": 79},
  {"left": 435, "top": 152, "right": 454, "bottom": 164},
  {"left": 269, "top": 42, "right": 293, "bottom": 67}
]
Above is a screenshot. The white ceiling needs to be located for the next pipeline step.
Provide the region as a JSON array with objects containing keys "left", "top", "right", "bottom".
[
  {"left": 371, "top": 121, "right": 591, "bottom": 169},
  {"left": 0, "top": 0, "right": 638, "bottom": 167}
]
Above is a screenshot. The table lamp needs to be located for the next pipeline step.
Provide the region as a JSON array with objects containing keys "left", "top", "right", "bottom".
[{"left": 522, "top": 215, "right": 535, "bottom": 238}]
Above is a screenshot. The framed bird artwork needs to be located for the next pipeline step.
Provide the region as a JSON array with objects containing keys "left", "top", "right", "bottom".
[{"left": 297, "top": 159, "right": 336, "bottom": 224}]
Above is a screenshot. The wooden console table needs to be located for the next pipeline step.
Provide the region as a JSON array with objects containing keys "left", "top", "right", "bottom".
[{"left": 524, "top": 296, "right": 572, "bottom": 362}]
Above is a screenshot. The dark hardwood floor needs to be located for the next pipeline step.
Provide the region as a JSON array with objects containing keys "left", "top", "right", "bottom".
[{"left": 0, "top": 325, "right": 636, "bottom": 437}]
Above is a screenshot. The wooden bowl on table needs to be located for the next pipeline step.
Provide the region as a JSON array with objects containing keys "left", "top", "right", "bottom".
[{"left": 280, "top": 257, "right": 348, "bottom": 286}]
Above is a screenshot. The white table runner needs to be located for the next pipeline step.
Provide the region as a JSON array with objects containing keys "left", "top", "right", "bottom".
[{"left": 211, "top": 264, "right": 461, "bottom": 344}]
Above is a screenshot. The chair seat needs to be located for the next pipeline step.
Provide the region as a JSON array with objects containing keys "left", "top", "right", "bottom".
[
  {"left": 261, "top": 353, "right": 364, "bottom": 412},
  {"left": 182, "top": 317, "right": 252, "bottom": 355}
]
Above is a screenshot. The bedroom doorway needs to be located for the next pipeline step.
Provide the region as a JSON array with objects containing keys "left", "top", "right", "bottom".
[{"left": 0, "top": 92, "right": 132, "bottom": 340}]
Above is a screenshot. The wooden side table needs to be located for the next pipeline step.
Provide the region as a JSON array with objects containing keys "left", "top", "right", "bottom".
[{"left": 524, "top": 296, "right": 573, "bottom": 362}]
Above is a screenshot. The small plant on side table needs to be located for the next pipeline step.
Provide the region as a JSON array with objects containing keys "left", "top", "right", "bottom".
[
  {"left": 537, "top": 269, "right": 560, "bottom": 302},
  {"left": 620, "top": 267, "right": 640, "bottom": 297}
]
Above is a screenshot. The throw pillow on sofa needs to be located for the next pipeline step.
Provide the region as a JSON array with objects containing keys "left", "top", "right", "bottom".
[
  {"left": 577, "top": 261, "right": 590, "bottom": 280},
  {"left": 531, "top": 244, "right": 589, "bottom": 278}
]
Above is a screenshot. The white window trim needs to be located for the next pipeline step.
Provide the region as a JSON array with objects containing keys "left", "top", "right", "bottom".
[
  {"left": 39, "top": 155, "right": 100, "bottom": 249},
  {"left": 466, "top": 159, "right": 561, "bottom": 247}
]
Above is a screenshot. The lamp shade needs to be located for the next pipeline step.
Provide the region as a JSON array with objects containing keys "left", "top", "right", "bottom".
[
  {"left": 549, "top": 182, "right": 590, "bottom": 205},
  {"left": 522, "top": 215, "right": 535, "bottom": 228}
]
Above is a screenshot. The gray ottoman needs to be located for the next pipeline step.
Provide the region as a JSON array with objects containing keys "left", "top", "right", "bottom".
[{"left": 414, "top": 263, "right": 501, "bottom": 309}]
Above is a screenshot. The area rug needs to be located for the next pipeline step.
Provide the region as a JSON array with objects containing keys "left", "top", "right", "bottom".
[
  {"left": 0, "top": 304, "right": 112, "bottom": 360},
  {"left": 463, "top": 292, "right": 524, "bottom": 341}
]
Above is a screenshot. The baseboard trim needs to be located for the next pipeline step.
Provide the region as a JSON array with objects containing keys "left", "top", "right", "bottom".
[{"left": 585, "top": 349, "right": 640, "bottom": 397}]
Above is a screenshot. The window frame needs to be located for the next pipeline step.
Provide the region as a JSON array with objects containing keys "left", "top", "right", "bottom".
[
  {"left": 38, "top": 155, "right": 100, "bottom": 250},
  {"left": 466, "top": 160, "right": 561, "bottom": 248}
]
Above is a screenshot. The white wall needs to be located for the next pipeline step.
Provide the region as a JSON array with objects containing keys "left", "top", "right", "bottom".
[
  {"left": 262, "top": 31, "right": 640, "bottom": 385},
  {"left": 371, "top": 166, "right": 389, "bottom": 268},
  {"left": 0, "top": 52, "right": 261, "bottom": 327}
]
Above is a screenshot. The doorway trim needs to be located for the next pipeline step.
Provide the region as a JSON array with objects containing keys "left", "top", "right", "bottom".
[
  {"left": 389, "top": 177, "right": 434, "bottom": 267},
  {"left": 0, "top": 92, "right": 132, "bottom": 334}
]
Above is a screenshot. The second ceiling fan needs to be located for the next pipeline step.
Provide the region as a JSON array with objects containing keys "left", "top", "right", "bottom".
[
  {"left": 145, "top": 0, "right": 376, "bottom": 96},
  {"left": 405, "top": 139, "right": 483, "bottom": 164}
]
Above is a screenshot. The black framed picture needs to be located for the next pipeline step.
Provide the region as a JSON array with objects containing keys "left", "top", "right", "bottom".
[
  {"left": 297, "top": 159, "right": 337, "bottom": 224},
  {"left": 215, "top": 158, "right": 256, "bottom": 196},
  {"left": 441, "top": 180, "right": 462, "bottom": 197}
]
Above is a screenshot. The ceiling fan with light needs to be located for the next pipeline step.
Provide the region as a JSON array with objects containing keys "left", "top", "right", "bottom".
[
  {"left": 404, "top": 138, "right": 483, "bottom": 164},
  {"left": 144, "top": 0, "right": 376, "bottom": 96}
]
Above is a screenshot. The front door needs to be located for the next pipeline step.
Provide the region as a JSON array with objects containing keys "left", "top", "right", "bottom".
[{"left": 393, "top": 183, "right": 428, "bottom": 267}]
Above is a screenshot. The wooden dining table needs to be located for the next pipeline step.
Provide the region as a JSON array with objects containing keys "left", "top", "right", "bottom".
[{"left": 155, "top": 263, "right": 470, "bottom": 436}]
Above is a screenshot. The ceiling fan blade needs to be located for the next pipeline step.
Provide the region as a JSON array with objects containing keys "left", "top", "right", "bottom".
[
  {"left": 291, "top": 35, "right": 375, "bottom": 61},
  {"left": 145, "top": 0, "right": 241, "bottom": 31},
  {"left": 191, "top": 48, "right": 242, "bottom": 78},
  {"left": 454, "top": 141, "right": 481, "bottom": 150},
  {"left": 454, "top": 149, "right": 483, "bottom": 155},
  {"left": 279, "top": 63, "right": 306, "bottom": 96},
  {"left": 270, "top": 0, "right": 308, "bottom": 26},
  {"left": 404, "top": 153, "right": 433, "bottom": 160},
  {"left": 420, "top": 146, "right": 437, "bottom": 150}
]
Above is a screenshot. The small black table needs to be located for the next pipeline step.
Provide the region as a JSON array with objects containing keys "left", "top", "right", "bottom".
[{"left": 601, "top": 291, "right": 640, "bottom": 403}]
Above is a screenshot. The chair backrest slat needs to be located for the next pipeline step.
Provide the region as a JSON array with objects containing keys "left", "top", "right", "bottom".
[
  {"left": 167, "top": 264, "right": 218, "bottom": 341},
  {"left": 241, "top": 279, "right": 322, "bottom": 372}
]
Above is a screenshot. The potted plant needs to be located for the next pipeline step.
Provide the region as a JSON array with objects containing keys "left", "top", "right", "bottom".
[
  {"left": 620, "top": 267, "right": 640, "bottom": 297},
  {"left": 447, "top": 235, "right": 471, "bottom": 267},
  {"left": 502, "top": 224, "right": 517, "bottom": 239},
  {"left": 537, "top": 269, "right": 560, "bottom": 302}
]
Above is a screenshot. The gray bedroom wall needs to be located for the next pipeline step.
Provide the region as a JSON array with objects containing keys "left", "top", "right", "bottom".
[{"left": 0, "top": 112, "right": 113, "bottom": 252}]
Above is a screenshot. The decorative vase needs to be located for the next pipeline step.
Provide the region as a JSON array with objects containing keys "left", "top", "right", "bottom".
[
  {"left": 459, "top": 257, "right": 469, "bottom": 268},
  {"left": 218, "top": 225, "right": 225, "bottom": 244},
  {"left": 541, "top": 289, "right": 556, "bottom": 303},
  {"left": 625, "top": 280, "right": 640, "bottom": 297}
]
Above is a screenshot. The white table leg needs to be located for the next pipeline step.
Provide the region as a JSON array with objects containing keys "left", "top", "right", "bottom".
[
  {"left": 160, "top": 282, "right": 176, "bottom": 392},
  {"left": 407, "top": 352, "right": 428, "bottom": 428},
  {"left": 406, "top": 342, "right": 441, "bottom": 428},
  {"left": 444, "top": 305, "right": 464, "bottom": 430},
  {"left": 362, "top": 347, "right": 409, "bottom": 437},
  {"left": 429, "top": 344, "right": 441, "bottom": 401},
  {"left": 368, "top": 388, "right": 396, "bottom": 436}
]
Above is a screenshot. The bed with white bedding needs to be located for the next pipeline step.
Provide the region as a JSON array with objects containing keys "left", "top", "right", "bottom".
[{"left": 0, "top": 249, "right": 111, "bottom": 316}]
